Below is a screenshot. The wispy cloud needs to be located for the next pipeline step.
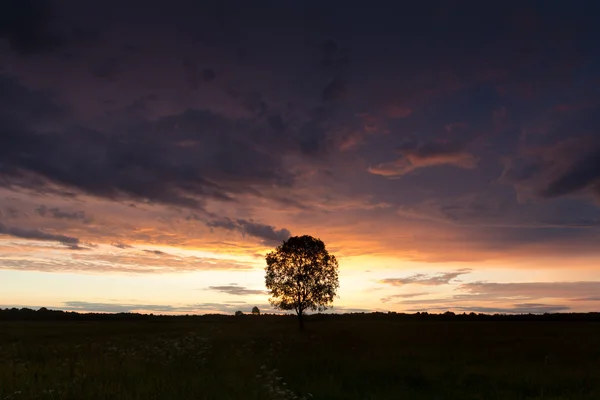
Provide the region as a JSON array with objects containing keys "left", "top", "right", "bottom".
[
  {"left": 369, "top": 140, "right": 478, "bottom": 178},
  {"left": 0, "top": 247, "right": 255, "bottom": 274},
  {"left": 207, "top": 284, "right": 267, "bottom": 296},
  {"left": 63, "top": 301, "right": 198, "bottom": 313},
  {"left": 386, "top": 281, "right": 600, "bottom": 314},
  {"left": 380, "top": 292, "right": 430, "bottom": 303},
  {"left": 61, "top": 301, "right": 273, "bottom": 315},
  {"left": 459, "top": 281, "right": 600, "bottom": 300},
  {"left": 379, "top": 269, "right": 471, "bottom": 286}
]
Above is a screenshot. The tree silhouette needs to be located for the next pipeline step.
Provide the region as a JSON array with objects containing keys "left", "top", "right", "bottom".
[
  {"left": 251, "top": 306, "right": 260, "bottom": 315},
  {"left": 265, "top": 235, "right": 339, "bottom": 330},
  {"left": 235, "top": 310, "right": 244, "bottom": 316}
]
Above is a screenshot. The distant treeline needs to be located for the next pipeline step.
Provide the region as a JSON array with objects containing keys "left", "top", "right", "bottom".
[{"left": 1, "top": 307, "right": 600, "bottom": 322}]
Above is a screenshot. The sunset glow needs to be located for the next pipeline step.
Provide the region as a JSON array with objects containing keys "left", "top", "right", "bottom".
[{"left": 1, "top": 1, "right": 600, "bottom": 316}]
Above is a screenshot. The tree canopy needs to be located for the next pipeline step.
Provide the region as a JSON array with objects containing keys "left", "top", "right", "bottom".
[{"left": 265, "top": 235, "right": 339, "bottom": 329}]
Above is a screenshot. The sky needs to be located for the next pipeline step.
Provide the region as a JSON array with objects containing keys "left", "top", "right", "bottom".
[{"left": 1, "top": 0, "right": 600, "bottom": 315}]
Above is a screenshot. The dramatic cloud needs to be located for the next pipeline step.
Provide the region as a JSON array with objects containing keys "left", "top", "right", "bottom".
[
  {"left": 500, "top": 125, "right": 600, "bottom": 204},
  {"left": 379, "top": 269, "right": 471, "bottom": 287},
  {"left": 541, "top": 147, "right": 600, "bottom": 199},
  {"left": 0, "top": 104, "right": 296, "bottom": 209},
  {"left": 206, "top": 285, "right": 267, "bottom": 296},
  {"left": 0, "top": 223, "right": 79, "bottom": 245},
  {"left": 207, "top": 218, "right": 291, "bottom": 245},
  {"left": 396, "top": 191, "right": 600, "bottom": 229},
  {"left": 369, "top": 140, "right": 478, "bottom": 178},
  {"left": 0, "top": 1, "right": 599, "bottom": 311}
]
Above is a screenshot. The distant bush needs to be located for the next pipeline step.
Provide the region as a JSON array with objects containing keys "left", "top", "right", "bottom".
[
  {"left": 235, "top": 310, "right": 244, "bottom": 317},
  {"left": 252, "top": 306, "right": 260, "bottom": 315}
]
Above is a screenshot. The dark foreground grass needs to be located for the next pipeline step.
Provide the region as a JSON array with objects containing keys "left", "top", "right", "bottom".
[{"left": 1, "top": 316, "right": 599, "bottom": 399}]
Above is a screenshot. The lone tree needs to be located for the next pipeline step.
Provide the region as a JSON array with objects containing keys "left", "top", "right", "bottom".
[
  {"left": 251, "top": 306, "right": 260, "bottom": 315},
  {"left": 265, "top": 235, "right": 339, "bottom": 330}
]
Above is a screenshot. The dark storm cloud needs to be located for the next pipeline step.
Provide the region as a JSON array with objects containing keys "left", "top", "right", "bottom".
[
  {"left": 322, "top": 78, "right": 346, "bottom": 102},
  {"left": 207, "top": 285, "right": 267, "bottom": 296},
  {"left": 182, "top": 60, "right": 216, "bottom": 88},
  {"left": 0, "top": 0, "right": 599, "bottom": 262},
  {"left": 379, "top": 269, "right": 471, "bottom": 287},
  {"left": 397, "top": 190, "right": 600, "bottom": 230},
  {"left": 0, "top": 79, "right": 296, "bottom": 210},
  {"left": 207, "top": 218, "right": 291, "bottom": 245},
  {"left": 242, "top": 92, "right": 268, "bottom": 118},
  {"left": 541, "top": 147, "right": 600, "bottom": 199},
  {"left": 35, "top": 205, "right": 88, "bottom": 222},
  {"left": 203, "top": 69, "right": 215, "bottom": 82},
  {"left": 182, "top": 58, "right": 200, "bottom": 90},
  {"left": 0, "top": 0, "right": 62, "bottom": 54},
  {"left": 93, "top": 56, "right": 124, "bottom": 82},
  {"left": 0, "top": 75, "right": 63, "bottom": 120},
  {"left": 0, "top": 222, "right": 79, "bottom": 244},
  {"left": 499, "top": 107, "right": 600, "bottom": 203}
]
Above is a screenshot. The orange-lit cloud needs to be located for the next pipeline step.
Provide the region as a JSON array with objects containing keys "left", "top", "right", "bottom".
[
  {"left": 368, "top": 137, "right": 479, "bottom": 178},
  {"left": 1, "top": 0, "right": 600, "bottom": 314}
]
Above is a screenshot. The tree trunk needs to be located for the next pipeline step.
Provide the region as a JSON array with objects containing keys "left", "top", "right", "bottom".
[{"left": 297, "top": 309, "right": 304, "bottom": 331}]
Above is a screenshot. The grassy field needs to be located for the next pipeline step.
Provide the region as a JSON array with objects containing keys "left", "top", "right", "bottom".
[{"left": 1, "top": 315, "right": 599, "bottom": 400}]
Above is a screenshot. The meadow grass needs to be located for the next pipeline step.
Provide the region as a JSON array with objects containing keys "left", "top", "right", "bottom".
[{"left": 1, "top": 316, "right": 599, "bottom": 399}]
